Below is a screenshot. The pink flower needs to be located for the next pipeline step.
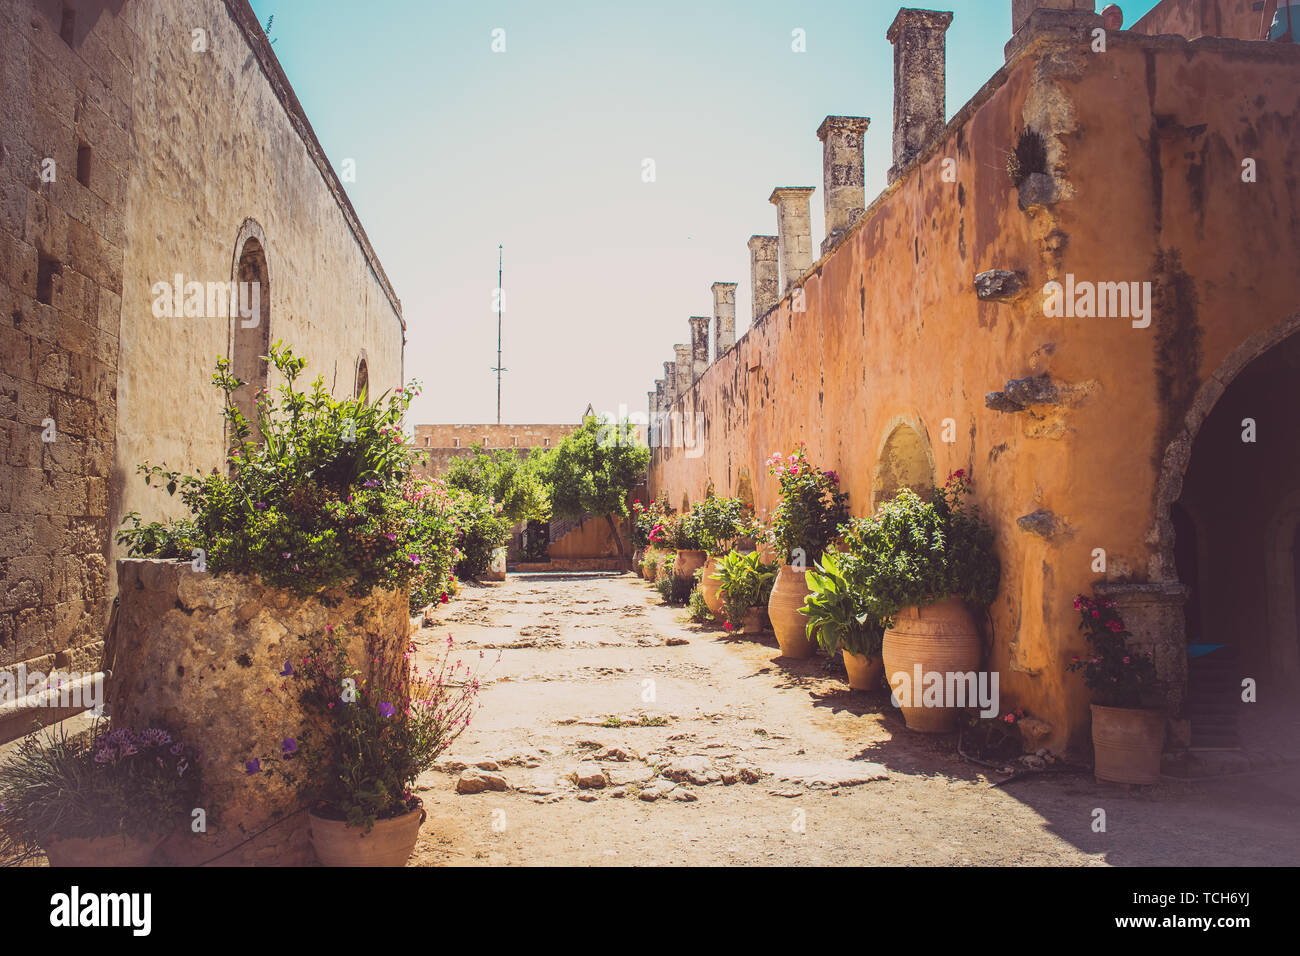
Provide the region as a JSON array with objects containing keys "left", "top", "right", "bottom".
[{"left": 1122, "top": 656, "right": 1131, "bottom": 664}]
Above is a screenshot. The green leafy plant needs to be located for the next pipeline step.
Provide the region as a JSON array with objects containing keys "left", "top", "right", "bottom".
[
  {"left": 711, "top": 549, "right": 777, "bottom": 631},
  {"left": 688, "top": 587, "right": 713, "bottom": 623},
  {"left": 765, "top": 443, "right": 848, "bottom": 565},
  {"left": 448, "top": 489, "right": 511, "bottom": 579},
  {"left": 686, "top": 495, "right": 751, "bottom": 556},
  {"left": 445, "top": 444, "right": 550, "bottom": 524},
  {"left": 801, "top": 550, "right": 885, "bottom": 657},
  {"left": 642, "top": 553, "right": 659, "bottom": 579},
  {"left": 840, "top": 470, "right": 999, "bottom": 623},
  {"left": 1066, "top": 594, "right": 1158, "bottom": 709},
  {"left": 0, "top": 721, "right": 200, "bottom": 862}
]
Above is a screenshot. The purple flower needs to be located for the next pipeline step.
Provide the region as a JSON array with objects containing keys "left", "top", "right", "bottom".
[
  {"left": 280, "top": 661, "right": 293, "bottom": 676},
  {"left": 245, "top": 758, "right": 261, "bottom": 775},
  {"left": 378, "top": 702, "right": 395, "bottom": 718},
  {"left": 386, "top": 533, "right": 397, "bottom": 542},
  {"left": 281, "top": 738, "right": 298, "bottom": 755},
  {"left": 408, "top": 554, "right": 421, "bottom": 565},
  {"left": 363, "top": 480, "right": 380, "bottom": 488},
  {"left": 254, "top": 502, "right": 267, "bottom": 510},
  {"left": 169, "top": 742, "right": 184, "bottom": 755}
]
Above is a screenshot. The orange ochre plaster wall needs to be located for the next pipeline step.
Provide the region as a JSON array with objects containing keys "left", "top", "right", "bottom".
[{"left": 649, "top": 29, "right": 1300, "bottom": 752}]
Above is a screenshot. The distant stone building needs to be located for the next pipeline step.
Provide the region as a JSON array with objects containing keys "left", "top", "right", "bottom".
[
  {"left": 410, "top": 423, "right": 575, "bottom": 479},
  {"left": 649, "top": 0, "right": 1300, "bottom": 756},
  {"left": 0, "top": 1, "right": 403, "bottom": 715}
]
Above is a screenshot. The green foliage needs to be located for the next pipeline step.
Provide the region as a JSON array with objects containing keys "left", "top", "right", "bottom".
[
  {"left": 642, "top": 553, "right": 658, "bottom": 579},
  {"left": 655, "top": 574, "right": 674, "bottom": 603},
  {"left": 801, "top": 549, "right": 885, "bottom": 657},
  {"left": 445, "top": 444, "right": 550, "bottom": 524},
  {"left": 688, "top": 587, "right": 713, "bottom": 623},
  {"left": 0, "top": 721, "right": 200, "bottom": 859},
  {"left": 765, "top": 444, "right": 849, "bottom": 565},
  {"left": 540, "top": 416, "right": 649, "bottom": 522},
  {"left": 962, "top": 709, "right": 1026, "bottom": 761},
  {"left": 685, "top": 495, "right": 750, "bottom": 556},
  {"left": 839, "top": 470, "right": 1000, "bottom": 623},
  {"left": 711, "top": 550, "right": 777, "bottom": 629},
  {"left": 285, "top": 631, "right": 483, "bottom": 833},
  {"left": 448, "top": 489, "right": 511, "bottom": 579},
  {"left": 1067, "top": 594, "right": 1159, "bottom": 709}
]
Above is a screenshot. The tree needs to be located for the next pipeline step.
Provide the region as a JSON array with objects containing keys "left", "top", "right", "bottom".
[
  {"left": 537, "top": 416, "right": 649, "bottom": 569},
  {"left": 444, "top": 445, "right": 550, "bottom": 524}
]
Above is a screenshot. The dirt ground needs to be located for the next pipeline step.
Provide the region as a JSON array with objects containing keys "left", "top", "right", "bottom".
[{"left": 408, "top": 572, "right": 1300, "bottom": 867}]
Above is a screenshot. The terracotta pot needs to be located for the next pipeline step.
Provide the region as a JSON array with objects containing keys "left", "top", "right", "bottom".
[
  {"left": 673, "top": 549, "right": 707, "bottom": 584},
  {"left": 641, "top": 550, "right": 657, "bottom": 580},
  {"left": 768, "top": 566, "right": 814, "bottom": 659},
  {"left": 842, "top": 649, "right": 884, "bottom": 690},
  {"left": 699, "top": 557, "right": 724, "bottom": 617},
  {"left": 1091, "top": 704, "right": 1165, "bottom": 785},
  {"left": 43, "top": 831, "right": 167, "bottom": 867},
  {"left": 309, "top": 802, "right": 426, "bottom": 867},
  {"left": 882, "top": 599, "right": 981, "bottom": 732},
  {"left": 742, "top": 606, "right": 763, "bottom": 635}
]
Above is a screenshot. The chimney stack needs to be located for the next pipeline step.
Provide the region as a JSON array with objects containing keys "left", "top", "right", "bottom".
[
  {"left": 768, "top": 187, "right": 816, "bottom": 295},
  {"left": 1011, "top": 0, "right": 1096, "bottom": 34},
  {"left": 817, "top": 116, "right": 870, "bottom": 255},
  {"left": 711, "top": 282, "right": 737, "bottom": 358},
  {"left": 663, "top": 361, "right": 677, "bottom": 406},
  {"left": 689, "top": 316, "right": 710, "bottom": 380},
  {"left": 674, "top": 344, "right": 692, "bottom": 397},
  {"left": 887, "top": 9, "right": 954, "bottom": 183},
  {"left": 747, "top": 236, "right": 780, "bottom": 321}
]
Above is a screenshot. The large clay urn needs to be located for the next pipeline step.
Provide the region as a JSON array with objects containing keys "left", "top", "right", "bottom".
[
  {"left": 1090, "top": 704, "right": 1165, "bottom": 785},
  {"left": 842, "top": 650, "right": 884, "bottom": 691},
  {"left": 882, "top": 599, "right": 981, "bottom": 732},
  {"left": 673, "top": 549, "right": 707, "bottom": 587},
  {"left": 699, "top": 556, "right": 724, "bottom": 617},
  {"left": 768, "top": 566, "right": 814, "bottom": 659}
]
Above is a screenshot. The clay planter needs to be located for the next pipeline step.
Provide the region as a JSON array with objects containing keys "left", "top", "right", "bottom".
[
  {"left": 42, "top": 832, "right": 167, "bottom": 867},
  {"left": 768, "top": 566, "right": 814, "bottom": 659},
  {"left": 1091, "top": 704, "right": 1165, "bottom": 785},
  {"left": 309, "top": 802, "right": 426, "bottom": 867},
  {"left": 641, "top": 550, "right": 657, "bottom": 580},
  {"left": 741, "top": 606, "right": 763, "bottom": 635},
  {"left": 882, "top": 599, "right": 981, "bottom": 733},
  {"left": 672, "top": 549, "right": 707, "bottom": 585},
  {"left": 842, "top": 650, "right": 884, "bottom": 690},
  {"left": 699, "top": 557, "right": 724, "bottom": 617}
]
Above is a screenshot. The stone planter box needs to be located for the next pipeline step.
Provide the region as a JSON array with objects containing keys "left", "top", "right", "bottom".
[{"left": 110, "top": 559, "right": 410, "bottom": 866}]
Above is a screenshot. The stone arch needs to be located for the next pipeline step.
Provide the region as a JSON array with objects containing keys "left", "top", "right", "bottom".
[
  {"left": 1149, "top": 309, "right": 1300, "bottom": 582},
  {"left": 871, "top": 415, "right": 936, "bottom": 511},
  {"left": 735, "top": 468, "right": 756, "bottom": 512},
  {"left": 229, "top": 219, "right": 271, "bottom": 449},
  {"left": 354, "top": 349, "right": 370, "bottom": 400}
]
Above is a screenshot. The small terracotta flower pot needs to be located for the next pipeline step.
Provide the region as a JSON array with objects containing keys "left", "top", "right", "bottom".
[
  {"left": 308, "top": 802, "right": 426, "bottom": 867},
  {"left": 1091, "top": 704, "right": 1165, "bottom": 785},
  {"left": 842, "top": 650, "right": 884, "bottom": 690},
  {"left": 42, "top": 832, "right": 167, "bottom": 867},
  {"left": 742, "top": 606, "right": 763, "bottom": 635}
]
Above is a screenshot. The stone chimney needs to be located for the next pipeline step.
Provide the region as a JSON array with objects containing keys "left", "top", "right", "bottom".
[
  {"left": 817, "top": 116, "right": 870, "bottom": 255},
  {"left": 711, "top": 282, "right": 737, "bottom": 358},
  {"left": 748, "top": 236, "right": 780, "bottom": 321},
  {"left": 768, "top": 187, "right": 815, "bottom": 294},
  {"left": 674, "top": 343, "right": 692, "bottom": 397},
  {"left": 689, "top": 316, "right": 710, "bottom": 380},
  {"left": 886, "top": 9, "right": 954, "bottom": 183},
  {"left": 1006, "top": 1, "right": 1098, "bottom": 59},
  {"left": 1011, "top": 0, "right": 1095, "bottom": 33},
  {"left": 663, "top": 361, "right": 677, "bottom": 406}
]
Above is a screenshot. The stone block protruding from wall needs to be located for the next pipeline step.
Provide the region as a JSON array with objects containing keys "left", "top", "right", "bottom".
[
  {"left": 1012, "top": 0, "right": 1096, "bottom": 34},
  {"left": 748, "top": 235, "right": 780, "bottom": 321},
  {"left": 689, "top": 316, "right": 710, "bottom": 380},
  {"left": 817, "top": 115, "right": 871, "bottom": 255},
  {"left": 768, "top": 188, "right": 816, "bottom": 295},
  {"left": 674, "top": 344, "right": 692, "bottom": 397},
  {"left": 887, "top": 8, "right": 954, "bottom": 182},
  {"left": 662, "top": 362, "right": 678, "bottom": 406},
  {"left": 711, "top": 282, "right": 738, "bottom": 358}
]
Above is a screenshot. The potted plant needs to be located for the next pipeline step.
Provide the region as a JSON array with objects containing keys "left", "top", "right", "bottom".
[
  {"left": 846, "top": 470, "right": 1000, "bottom": 732},
  {"left": 283, "top": 631, "right": 482, "bottom": 866},
  {"left": 689, "top": 495, "right": 751, "bottom": 618},
  {"left": 0, "top": 722, "right": 200, "bottom": 867},
  {"left": 668, "top": 509, "right": 709, "bottom": 588},
  {"left": 1067, "top": 594, "right": 1164, "bottom": 784},
  {"left": 801, "top": 550, "right": 886, "bottom": 689},
  {"left": 764, "top": 445, "right": 849, "bottom": 659},
  {"left": 711, "top": 550, "right": 777, "bottom": 636},
  {"left": 633, "top": 496, "right": 669, "bottom": 580}
]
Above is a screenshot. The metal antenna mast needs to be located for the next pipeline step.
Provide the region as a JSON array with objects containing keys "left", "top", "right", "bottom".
[{"left": 491, "top": 244, "right": 506, "bottom": 425}]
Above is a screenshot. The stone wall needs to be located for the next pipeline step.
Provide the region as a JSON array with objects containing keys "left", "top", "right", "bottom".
[
  {"left": 1131, "top": 0, "right": 1272, "bottom": 39},
  {"left": 111, "top": 558, "right": 410, "bottom": 865},
  {"left": 0, "top": 0, "right": 135, "bottom": 675},
  {"left": 649, "top": 24, "right": 1300, "bottom": 751}
]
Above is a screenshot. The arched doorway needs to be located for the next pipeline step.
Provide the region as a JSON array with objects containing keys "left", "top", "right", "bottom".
[
  {"left": 1159, "top": 319, "right": 1300, "bottom": 748},
  {"left": 871, "top": 417, "right": 936, "bottom": 511},
  {"left": 229, "top": 220, "right": 270, "bottom": 450}
]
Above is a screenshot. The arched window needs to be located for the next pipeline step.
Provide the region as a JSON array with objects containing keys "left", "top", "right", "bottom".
[
  {"left": 872, "top": 420, "right": 936, "bottom": 511},
  {"left": 229, "top": 221, "right": 270, "bottom": 453},
  {"left": 355, "top": 356, "right": 369, "bottom": 400}
]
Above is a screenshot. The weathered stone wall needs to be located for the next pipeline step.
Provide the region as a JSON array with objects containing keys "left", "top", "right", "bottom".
[
  {"left": 650, "top": 29, "right": 1300, "bottom": 751},
  {"left": 111, "top": 558, "right": 410, "bottom": 865},
  {"left": 0, "top": 1, "right": 135, "bottom": 674},
  {"left": 1131, "top": 0, "right": 1271, "bottom": 39}
]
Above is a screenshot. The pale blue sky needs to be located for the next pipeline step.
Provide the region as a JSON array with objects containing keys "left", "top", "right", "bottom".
[{"left": 248, "top": 0, "right": 1160, "bottom": 426}]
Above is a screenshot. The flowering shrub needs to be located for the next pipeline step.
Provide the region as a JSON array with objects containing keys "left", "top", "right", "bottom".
[
  {"left": 1067, "top": 593, "right": 1158, "bottom": 708},
  {"left": 449, "top": 489, "right": 511, "bottom": 579},
  {"left": 711, "top": 549, "right": 777, "bottom": 629},
  {"left": 840, "top": 470, "right": 999, "bottom": 622},
  {"left": 0, "top": 721, "right": 200, "bottom": 860},
  {"left": 633, "top": 495, "right": 670, "bottom": 550},
  {"left": 685, "top": 495, "right": 751, "bottom": 556},
  {"left": 961, "top": 708, "right": 1026, "bottom": 761},
  {"left": 250, "top": 629, "right": 487, "bottom": 833},
  {"left": 766, "top": 444, "right": 848, "bottom": 564}
]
